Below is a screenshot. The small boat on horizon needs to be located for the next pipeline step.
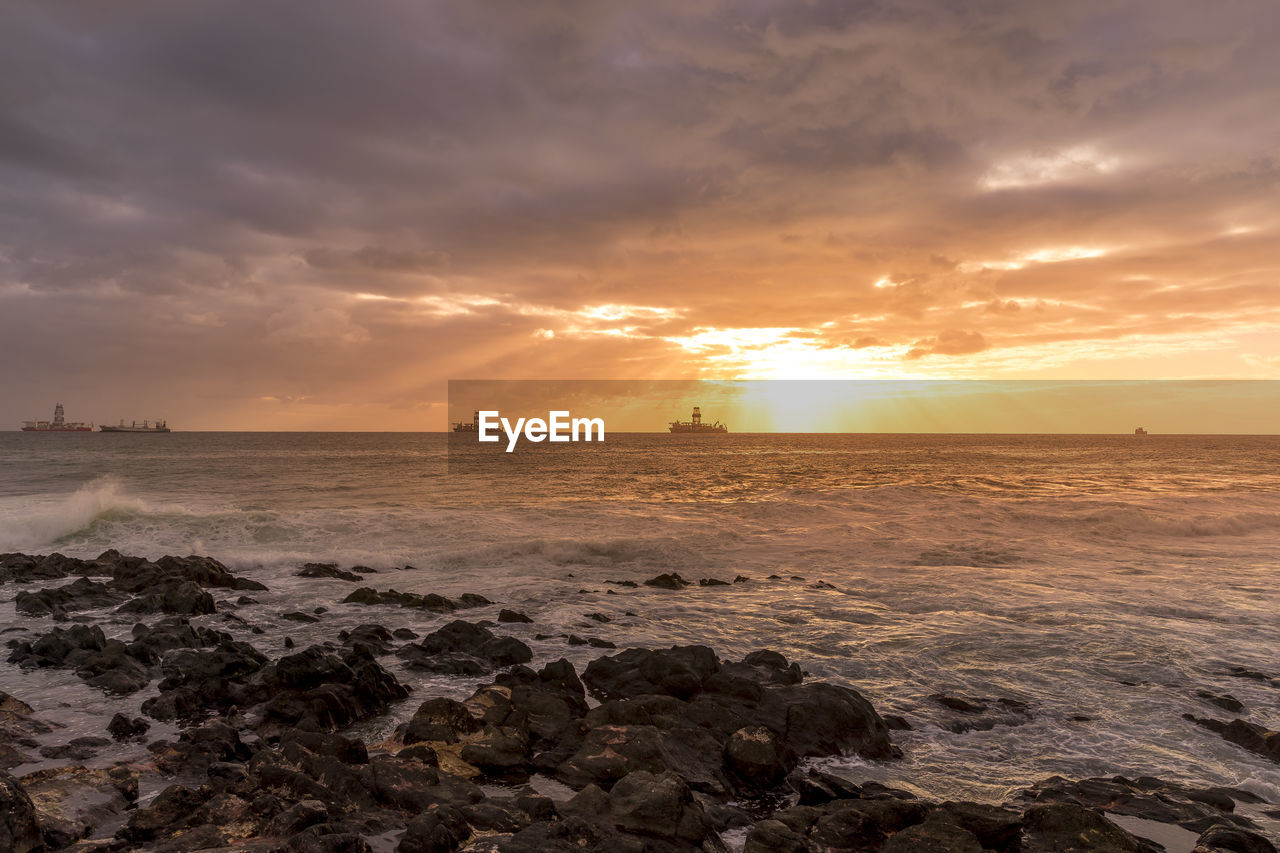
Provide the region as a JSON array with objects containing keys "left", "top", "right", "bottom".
[
  {"left": 452, "top": 411, "right": 481, "bottom": 432},
  {"left": 20, "top": 403, "right": 93, "bottom": 432},
  {"left": 1134, "top": 427, "right": 1149, "bottom": 435}
]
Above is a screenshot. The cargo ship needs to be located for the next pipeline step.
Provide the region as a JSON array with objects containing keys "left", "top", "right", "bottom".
[
  {"left": 1134, "top": 427, "right": 1148, "bottom": 435},
  {"left": 100, "top": 419, "right": 171, "bottom": 433},
  {"left": 452, "top": 411, "right": 480, "bottom": 432},
  {"left": 669, "top": 406, "right": 728, "bottom": 434},
  {"left": 20, "top": 403, "right": 93, "bottom": 432}
]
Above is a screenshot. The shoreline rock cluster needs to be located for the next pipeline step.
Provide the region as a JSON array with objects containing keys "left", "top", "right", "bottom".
[{"left": 2, "top": 551, "right": 1278, "bottom": 853}]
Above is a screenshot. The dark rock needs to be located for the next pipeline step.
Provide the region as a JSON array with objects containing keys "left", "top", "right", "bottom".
[
  {"left": 117, "top": 578, "right": 216, "bottom": 615},
  {"left": 699, "top": 577, "right": 729, "bottom": 586},
  {"left": 585, "top": 612, "right": 611, "bottom": 623},
  {"left": 397, "top": 804, "right": 471, "bottom": 853},
  {"left": 0, "top": 770, "right": 42, "bottom": 853},
  {"left": 458, "top": 593, "right": 492, "bottom": 608},
  {"left": 141, "top": 639, "right": 270, "bottom": 721},
  {"left": 583, "top": 645, "right": 720, "bottom": 701},
  {"left": 404, "top": 698, "right": 482, "bottom": 744},
  {"left": 1014, "top": 775, "right": 1256, "bottom": 834},
  {"left": 930, "top": 694, "right": 1035, "bottom": 732},
  {"left": 283, "top": 611, "right": 321, "bottom": 623},
  {"left": 930, "top": 693, "right": 988, "bottom": 713},
  {"left": 343, "top": 586, "right": 456, "bottom": 612},
  {"left": 22, "top": 765, "right": 138, "bottom": 849},
  {"left": 1194, "top": 822, "right": 1278, "bottom": 853},
  {"left": 884, "top": 713, "right": 913, "bottom": 730},
  {"left": 39, "top": 736, "right": 110, "bottom": 761},
  {"left": 1185, "top": 715, "right": 1280, "bottom": 764},
  {"left": 340, "top": 623, "right": 395, "bottom": 654},
  {"left": 109, "top": 553, "right": 266, "bottom": 592},
  {"left": 643, "top": 572, "right": 690, "bottom": 589},
  {"left": 1197, "top": 691, "right": 1246, "bottom": 713},
  {"left": 606, "top": 580, "right": 638, "bottom": 588},
  {"left": 724, "top": 725, "right": 794, "bottom": 790},
  {"left": 499, "top": 609, "right": 533, "bottom": 623},
  {"left": 396, "top": 621, "right": 532, "bottom": 675},
  {"left": 261, "top": 645, "right": 409, "bottom": 731},
  {"left": 297, "top": 563, "right": 365, "bottom": 582},
  {"left": 881, "top": 812, "right": 983, "bottom": 852},
  {"left": 392, "top": 628, "right": 418, "bottom": 639},
  {"left": 397, "top": 744, "right": 439, "bottom": 765},
  {"left": 1021, "top": 803, "right": 1158, "bottom": 852},
  {"left": 744, "top": 796, "right": 930, "bottom": 852},
  {"left": 15, "top": 577, "right": 124, "bottom": 618}
]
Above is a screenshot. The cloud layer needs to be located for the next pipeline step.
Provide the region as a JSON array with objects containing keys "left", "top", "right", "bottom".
[{"left": 1, "top": 1, "right": 1278, "bottom": 427}]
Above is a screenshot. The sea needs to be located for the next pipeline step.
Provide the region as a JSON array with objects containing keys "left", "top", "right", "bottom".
[{"left": 2, "top": 431, "right": 1279, "bottom": 819}]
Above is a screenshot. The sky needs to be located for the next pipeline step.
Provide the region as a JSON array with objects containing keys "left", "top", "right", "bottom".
[{"left": 1, "top": 1, "right": 1278, "bottom": 430}]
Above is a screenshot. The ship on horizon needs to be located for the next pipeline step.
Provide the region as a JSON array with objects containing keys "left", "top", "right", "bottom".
[
  {"left": 669, "top": 406, "right": 728, "bottom": 434},
  {"left": 20, "top": 403, "right": 93, "bottom": 432},
  {"left": 452, "top": 411, "right": 480, "bottom": 432},
  {"left": 1134, "top": 426, "right": 1149, "bottom": 435},
  {"left": 100, "top": 418, "right": 171, "bottom": 433}
]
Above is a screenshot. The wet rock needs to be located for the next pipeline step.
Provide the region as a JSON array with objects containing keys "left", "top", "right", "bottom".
[
  {"left": 1185, "top": 715, "right": 1280, "bottom": 764},
  {"left": 743, "top": 796, "right": 930, "bottom": 852},
  {"left": 884, "top": 713, "right": 913, "bottom": 730},
  {"left": 1224, "top": 665, "right": 1279, "bottom": 686},
  {"left": 1197, "top": 691, "right": 1245, "bottom": 713},
  {"left": 392, "top": 628, "right": 418, "bottom": 639},
  {"left": 119, "top": 782, "right": 206, "bottom": 844},
  {"left": 499, "top": 609, "right": 533, "bottom": 623},
  {"left": 585, "top": 612, "right": 611, "bottom": 623},
  {"left": 404, "top": 698, "right": 482, "bottom": 745},
  {"left": 699, "top": 577, "right": 729, "bottom": 586},
  {"left": 724, "top": 726, "right": 793, "bottom": 791},
  {"left": 458, "top": 593, "right": 492, "bottom": 608},
  {"left": 261, "top": 645, "right": 409, "bottom": 732},
  {"left": 556, "top": 721, "right": 731, "bottom": 794},
  {"left": 117, "top": 578, "right": 216, "bottom": 616},
  {"left": 141, "top": 639, "right": 270, "bottom": 721},
  {"left": 343, "top": 586, "right": 457, "bottom": 612},
  {"left": 583, "top": 645, "right": 720, "bottom": 701},
  {"left": 283, "top": 611, "right": 321, "bottom": 623},
  {"left": 397, "top": 804, "right": 471, "bottom": 853},
  {"left": 562, "top": 770, "right": 727, "bottom": 851},
  {"left": 1194, "top": 822, "right": 1278, "bottom": 853},
  {"left": 1022, "top": 803, "right": 1159, "bottom": 851},
  {"left": 110, "top": 553, "right": 266, "bottom": 592},
  {"left": 396, "top": 620, "right": 532, "bottom": 675},
  {"left": 0, "top": 691, "right": 49, "bottom": 769},
  {"left": 0, "top": 770, "right": 43, "bottom": 853},
  {"left": 930, "top": 693, "right": 1034, "bottom": 732},
  {"left": 21, "top": 765, "right": 138, "bottom": 850},
  {"left": 15, "top": 577, "right": 125, "bottom": 618},
  {"left": 606, "top": 580, "right": 638, "bottom": 588},
  {"left": 297, "top": 563, "right": 365, "bottom": 582},
  {"left": 1014, "top": 775, "right": 1260, "bottom": 836},
  {"left": 881, "top": 811, "right": 984, "bottom": 852},
  {"left": 643, "top": 572, "right": 691, "bottom": 589},
  {"left": 8, "top": 624, "right": 152, "bottom": 695},
  {"left": 107, "top": 713, "right": 150, "bottom": 741},
  {"left": 340, "top": 624, "right": 396, "bottom": 655},
  {"left": 39, "top": 736, "right": 110, "bottom": 761},
  {"left": 128, "top": 617, "right": 228, "bottom": 664}
]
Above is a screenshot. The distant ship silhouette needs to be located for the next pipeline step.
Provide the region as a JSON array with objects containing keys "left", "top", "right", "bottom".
[
  {"left": 669, "top": 406, "right": 728, "bottom": 434},
  {"left": 1134, "top": 427, "right": 1149, "bottom": 435}
]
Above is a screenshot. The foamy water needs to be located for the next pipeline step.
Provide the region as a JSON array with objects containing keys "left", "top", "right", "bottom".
[{"left": 2, "top": 432, "right": 1278, "bottom": 826}]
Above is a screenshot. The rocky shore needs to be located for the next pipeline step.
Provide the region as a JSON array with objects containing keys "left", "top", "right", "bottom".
[{"left": 1, "top": 550, "right": 1278, "bottom": 853}]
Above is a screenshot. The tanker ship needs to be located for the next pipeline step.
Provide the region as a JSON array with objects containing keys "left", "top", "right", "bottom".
[
  {"left": 20, "top": 403, "right": 93, "bottom": 432},
  {"left": 100, "top": 419, "right": 171, "bottom": 433},
  {"left": 668, "top": 406, "right": 728, "bottom": 434}
]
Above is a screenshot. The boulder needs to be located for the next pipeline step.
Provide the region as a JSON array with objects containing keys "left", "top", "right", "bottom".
[
  {"left": 1185, "top": 715, "right": 1280, "bottom": 764},
  {"left": 297, "top": 563, "right": 365, "bottom": 582},
  {"left": 20, "top": 765, "right": 138, "bottom": 850},
  {"left": 15, "top": 577, "right": 124, "bottom": 617},
  {"left": 0, "top": 770, "right": 43, "bottom": 853},
  {"left": 1021, "top": 803, "right": 1159, "bottom": 852}
]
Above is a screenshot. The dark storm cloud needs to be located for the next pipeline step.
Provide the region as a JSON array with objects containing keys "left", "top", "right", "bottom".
[{"left": 1, "top": 0, "right": 1278, "bottom": 426}]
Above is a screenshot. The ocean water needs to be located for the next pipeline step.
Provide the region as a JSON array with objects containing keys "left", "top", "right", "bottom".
[{"left": 2, "top": 431, "right": 1279, "bottom": 816}]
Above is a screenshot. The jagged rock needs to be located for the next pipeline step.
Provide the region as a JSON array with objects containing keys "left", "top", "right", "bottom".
[
  {"left": 724, "top": 725, "right": 793, "bottom": 790},
  {"left": 339, "top": 624, "right": 396, "bottom": 654},
  {"left": 117, "top": 578, "right": 216, "bottom": 615},
  {"left": 1014, "top": 775, "right": 1264, "bottom": 835},
  {"left": 297, "top": 563, "right": 365, "bottom": 582},
  {"left": 39, "top": 736, "right": 110, "bottom": 761},
  {"left": 107, "top": 713, "right": 150, "bottom": 740},
  {"left": 1197, "top": 691, "right": 1245, "bottom": 713},
  {"left": 343, "top": 586, "right": 457, "bottom": 612},
  {"left": 260, "top": 645, "right": 409, "bottom": 732},
  {"left": 643, "top": 572, "right": 691, "bottom": 589},
  {"left": 15, "top": 577, "right": 125, "bottom": 618},
  {"left": 404, "top": 698, "right": 482, "bottom": 745},
  {"left": 397, "top": 804, "right": 472, "bottom": 853},
  {"left": 1194, "top": 822, "right": 1278, "bottom": 853},
  {"left": 110, "top": 553, "right": 266, "bottom": 592},
  {"left": 930, "top": 693, "right": 1034, "bottom": 732},
  {"left": 1185, "top": 715, "right": 1280, "bottom": 764},
  {"left": 1021, "top": 803, "right": 1159, "bottom": 852},
  {"left": 0, "top": 770, "right": 43, "bottom": 853},
  {"left": 141, "top": 639, "right": 270, "bottom": 721},
  {"left": 396, "top": 620, "right": 532, "bottom": 675},
  {"left": 499, "top": 609, "right": 533, "bottom": 623},
  {"left": 21, "top": 765, "right": 138, "bottom": 849}
]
